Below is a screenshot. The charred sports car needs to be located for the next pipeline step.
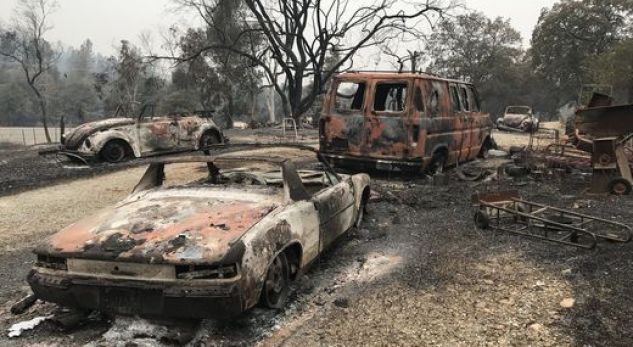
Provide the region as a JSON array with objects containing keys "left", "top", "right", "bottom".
[
  {"left": 28, "top": 146, "right": 370, "bottom": 319},
  {"left": 59, "top": 112, "right": 224, "bottom": 163}
]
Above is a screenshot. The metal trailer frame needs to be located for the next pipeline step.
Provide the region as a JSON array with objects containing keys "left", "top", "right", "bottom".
[{"left": 472, "top": 190, "right": 632, "bottom": 249}]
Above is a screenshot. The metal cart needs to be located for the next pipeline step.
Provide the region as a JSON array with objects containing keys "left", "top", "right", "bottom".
[{"left": 472, "top": 190, "right": 632, "bottom": 249}]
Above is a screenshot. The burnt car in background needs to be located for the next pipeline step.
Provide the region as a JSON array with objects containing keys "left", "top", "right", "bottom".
[
  {"left": 60, "top": 111, "right": 225, "bottom": 163},
  {"left": 28, "top": 145, "right": 370, "bottom": 319},
  {"left": 497, "top": 106, "right": 539, "bottom": 132},
  {"left": 319, "top": 72, "right": 493, "bottom": 173}
]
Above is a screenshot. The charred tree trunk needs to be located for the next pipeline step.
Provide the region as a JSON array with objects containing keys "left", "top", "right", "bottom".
[{"left": 29, "top": 83, "right": 51, "bottom": 143}]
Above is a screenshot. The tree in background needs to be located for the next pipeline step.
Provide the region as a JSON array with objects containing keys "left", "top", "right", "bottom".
[
  {"left": 531, "top": 0, "right": 633, "bottom": 104},
  {"left": 585, "top": 39, "right": 633, "bottom": 103},
  {"left": 425, "top": 12, "right": 543, "bottom": 116},
  {"left": 172, "top": 0, "right": 448, "bottom": 122},
  {"left": 0, "top": 0, "right": 61, "bottom": 142},
  {"left": 52, "top": 39, "right": 99, "bottom": 122}
]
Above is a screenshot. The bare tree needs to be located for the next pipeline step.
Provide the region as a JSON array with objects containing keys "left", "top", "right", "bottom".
[
  {"left": 0, "top": 0, "right": 60, "bottom": 142},
  {"left": 167, "top": 0, "right": 449, "bottom": 121},
  {"left": 381, "top": 45, "right": 424, "bottom": 73}
]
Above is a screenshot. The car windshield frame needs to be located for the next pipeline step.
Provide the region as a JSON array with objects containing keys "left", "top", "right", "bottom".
[{"left": 131, "top": 144, "right": 341, "bottom": 202}]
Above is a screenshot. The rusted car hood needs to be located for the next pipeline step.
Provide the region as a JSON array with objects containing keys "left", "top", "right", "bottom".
[
  {"left": 63, "top": 118, "right": 136, "bottom": 150},
  {"left": 36, "top": 187, "right": 282, "bottom": 264}
]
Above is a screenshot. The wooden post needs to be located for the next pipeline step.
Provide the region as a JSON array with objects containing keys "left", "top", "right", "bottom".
[
  {"left": 32, "top": 128, "right": 36, "bottom": 145},
  {"left": 22, "top": 129, "right": 26, "bottom": 146}
]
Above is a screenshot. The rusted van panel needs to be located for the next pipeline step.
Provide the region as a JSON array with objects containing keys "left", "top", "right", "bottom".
[{"left": 319, "top": 72, "right": 493, "bottom": 172}]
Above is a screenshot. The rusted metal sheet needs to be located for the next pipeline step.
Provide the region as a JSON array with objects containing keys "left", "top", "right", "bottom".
[
  {"left": 576, "top": 104, "right": 633, "bottom": 138},
  {"left": 319, "top": 72, "right": 493, "bottom": 172}
]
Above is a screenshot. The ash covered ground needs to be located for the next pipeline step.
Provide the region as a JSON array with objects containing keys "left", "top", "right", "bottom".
[{"left": 1, "top": 130, "right": 632, "bottom": 346}]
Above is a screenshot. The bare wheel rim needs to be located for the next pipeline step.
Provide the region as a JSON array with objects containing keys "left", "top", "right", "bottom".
[
  {"left": 613, "top": 182, "right": 628, "bottom": 195},
  {"left": 104, "top": 143, "right": 125, "bottom": 162},
  {"left": 263, "top": 255, "right": 288, "bottom": 308}
]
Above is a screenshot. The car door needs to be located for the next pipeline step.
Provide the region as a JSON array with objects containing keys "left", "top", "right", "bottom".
[
  {"left": 177, "top": 115, "right": 203, "bottom": 149},
  {"left": 137, "top": 115, "right": 180, "bottom": 153},
  {"left": 311, "top": 179, "right": 356, "bottom": 250}
]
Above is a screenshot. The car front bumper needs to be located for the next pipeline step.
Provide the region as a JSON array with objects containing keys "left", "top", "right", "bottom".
[{"left": 28, "top": 269, "right": 246, "bottom": 319}]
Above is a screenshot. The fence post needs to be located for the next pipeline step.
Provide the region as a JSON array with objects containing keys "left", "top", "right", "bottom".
[
  {"left": 32, "top": 128, "right": 36, "bottom": 145},
  {"left": 22, "top": 129, "right": 26, "bottom": 146}
]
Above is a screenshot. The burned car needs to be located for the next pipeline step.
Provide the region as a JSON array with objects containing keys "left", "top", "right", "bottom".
[
  {"left": 28, "top": 145, "right": 370, "bottom": 319},
  {"left": 497, "top": 106, "right": 539, "bottom": 132},
  {"left": 60, "top": 112, "right": 225, "bottom": 163}
]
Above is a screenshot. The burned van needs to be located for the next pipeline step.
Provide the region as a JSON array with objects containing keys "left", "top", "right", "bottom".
[{"left": 319, "top": 72, "right": 493, "bottom": 173}]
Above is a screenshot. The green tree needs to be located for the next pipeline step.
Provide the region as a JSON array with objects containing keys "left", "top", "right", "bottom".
[
  {"left": 585, "top": 39, "right": 633, "bottom": 103},
  {"left": 0, "top": 0, "right": 61, "bottom": 142},
  {"left": 531, "top": 0, "right": 633, "bottom": 102},
  {"left": 426, "top": 12, "right": 529, "bottom": 116}
]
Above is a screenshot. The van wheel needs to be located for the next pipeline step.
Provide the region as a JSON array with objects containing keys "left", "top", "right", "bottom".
[
  {"left": 428, "top": 152, "right": 447, "bottom": 174},
  {"left": 478, "top": 137, "right": 495, "bottom": 159},
  {"left": 261, "top": 253, "right": 290, "bottom": 309}
]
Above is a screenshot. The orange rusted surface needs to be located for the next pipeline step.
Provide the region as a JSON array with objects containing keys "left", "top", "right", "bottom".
[
  {"left": 45, "top": 188, "right": 281, "bottom": 265},
  {"left": 319, "top": 72, "right": 493, "bottom": 171}
]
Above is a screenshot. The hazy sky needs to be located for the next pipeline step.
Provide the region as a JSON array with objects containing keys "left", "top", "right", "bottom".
[{"left": 0, "top": 0, "right": 557, "bottom": 56}]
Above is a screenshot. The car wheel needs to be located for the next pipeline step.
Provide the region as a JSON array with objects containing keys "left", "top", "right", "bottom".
[
  {"left": 200, "top": 131, "right": 220, "bottom": 150},
  {"left": 261, "top": 252, "right": 290, "bottom": 309},
  {"left": 100, "top": 141, "right": 128, "bottom": 163}
]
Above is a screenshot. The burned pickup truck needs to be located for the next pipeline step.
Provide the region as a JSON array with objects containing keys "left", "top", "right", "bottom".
[
  {"left": 58, "top": 111, "right": 225, "bottom": 163},
  {"left": 28, "top": 145, "right": 370, "bottom": 319}
]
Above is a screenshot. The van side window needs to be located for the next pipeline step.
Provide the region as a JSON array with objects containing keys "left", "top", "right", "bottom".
[
  {"left": 374, "top": 83, "right": 407, "bottom": 112},
  {"left": 467, "top": 87, "right": 481, "bottom": 112},
  {"left": 430, "top": 89, "right": 440, "bottom": 117},
  {"left": 335, "top": 82, "right": 366, "bottom": 112},
  {"left": 450, "top": 85, "right": 461, "bottom": 112},
  {"left": 459, "top": 87, "right": 470, "bottom": 111},
  {"left": 414, "top": 87, "right": 425, "bottom": 112}
]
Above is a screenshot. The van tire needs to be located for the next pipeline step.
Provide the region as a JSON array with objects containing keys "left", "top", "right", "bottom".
[
  {"left": 478, "top": 137, "right": 496, "bottom": 159},
  {"left": 428, "top": 151, "right": 447, "bottom": 175}
]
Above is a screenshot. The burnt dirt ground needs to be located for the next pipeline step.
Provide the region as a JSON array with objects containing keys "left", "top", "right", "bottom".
[
  {"left": 1, "top": 129, "right": 633, "bottom": 346},
  {"left": 0, "top": 128, "right": 317, "bottom": 197}
]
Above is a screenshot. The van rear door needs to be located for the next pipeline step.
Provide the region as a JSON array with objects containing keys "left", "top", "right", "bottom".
[{"left": 320, "top": 80, "right": 367, "bottom": 156}]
